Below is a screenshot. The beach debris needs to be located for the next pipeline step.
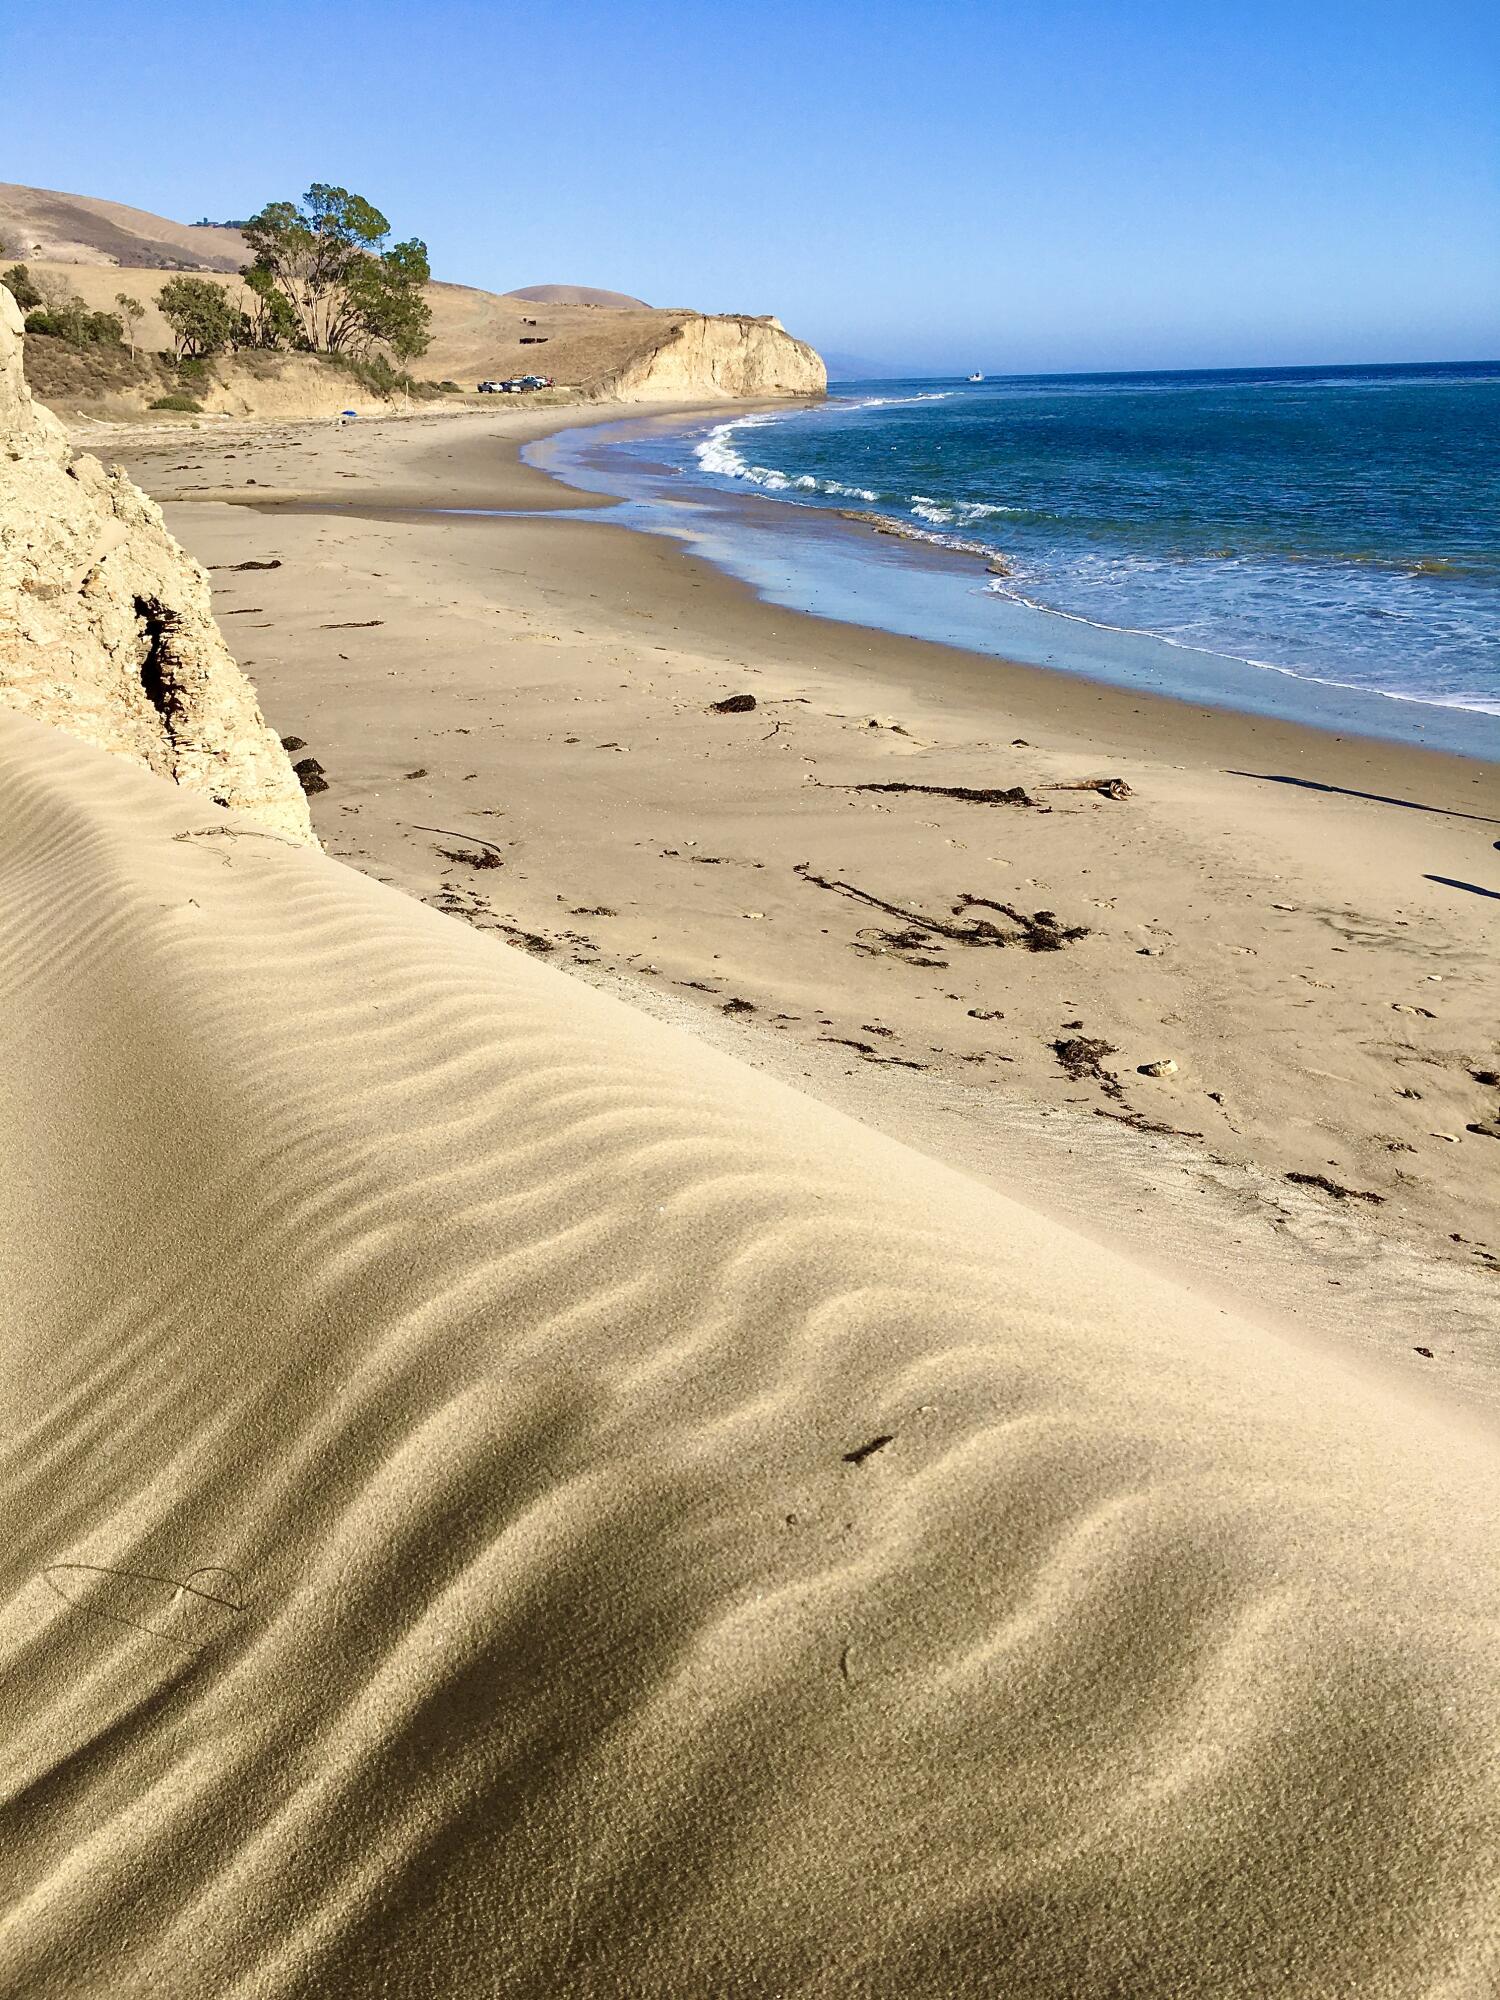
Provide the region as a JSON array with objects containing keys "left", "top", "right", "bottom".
[
  {"left": 1414, "top": 1347, "right": 1434, "bottom": 1359},
  {"left": 430, "top": 887, "right": 556, "bottom": 955},
  {"left": 968, "top": 1007, "right": 1004, "bottom": 1020},
  {"left": 954, "top": 895, "right": 1089, "bottom": 950},
  {"left": 1096, "top": 1109, "right": 1204, "bottom": 1139},
  {"left": 843, "top": 1434, "right": 895, "bottom": 1466},
  {"left": 853, "top": 926, "right": 949, "bottom": 966},
  {"left": 840, "top": 781, "right": 1040, "bottom": 808},
  {"left": 440, "top": 847, "right": 503, "bottom": 869},
  {"left": 403, "top": 767, "right": 428, "bottom": 779},
  {"left": 414, "top": 824, "right": 506, "bottom": 858},
  {"left": 1392, "top": 1003, "right": 1436, "bottom": 1018},
  {"left": 319, "top": 619, "right": 384, "bottom": 629},
  {"left": 1466, "top": 1124, "right": 1500, "bottom": 1141},
  {"left": 1472, "top": 1069, "right": 1500, "bottom": 1087},
  {"left": 209, "top": 557, "right": 282, "bottom": 571},
  {"left": 280, "top": 735, "right": 306, "bottom": 753},
  {"left": 1049, "top": 777, "right": 1133, "bottom": 801},
  {"left": 722, "top": 997, "right": 757, "bottom": 1014},
  {"left": 1285, "top": 1171, "right": 1384, "bottom": 1204},
  {"left": 710, "top": 693, "right": 757, "bottom": 714},
  {"left": 820, "top": 1035, "right": 927, "bottom": 1069},
  {"left": 1138, "top": 1057, "right": 1178, "bottom": 1078},
  {"left": 1054, "top": 1036, "right": 1118, "bottom": 1081},
  {"left": 293, "top": 756, "right": 328, "bottom": 796},
  {"left": 796, "top": 867, "right": 1087, "bottom": 951}
]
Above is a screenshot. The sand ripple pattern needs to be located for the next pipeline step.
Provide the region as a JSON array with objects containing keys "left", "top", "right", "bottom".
[{"left": 1, "top": 710, "right": 1497, "bottom": 1998}]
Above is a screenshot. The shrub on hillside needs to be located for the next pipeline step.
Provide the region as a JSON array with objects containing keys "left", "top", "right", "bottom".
[
  {"left": 23, "top": 302, "right": 124, "bottom": 348},
  {"left": 149, "top": 393, "right": 204, "bottom": 412},
  {"left": 3, "top": 262, "right": 42, "bottom": 310},
  {"left": 324, "top": 350, "right": 444, "bottom": 400}
]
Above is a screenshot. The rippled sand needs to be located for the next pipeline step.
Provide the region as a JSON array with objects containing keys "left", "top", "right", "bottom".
[{"left": 3, "top": 709, "right": 1497, "bottom": 1997}]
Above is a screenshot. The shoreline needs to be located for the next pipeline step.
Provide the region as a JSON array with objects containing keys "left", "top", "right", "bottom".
[
  {"left": 116, "top": 403, "right": 1500, "bottom": 1405},
  {"left": 529, "top": 401, "right": 1500, "bottom": 762}
]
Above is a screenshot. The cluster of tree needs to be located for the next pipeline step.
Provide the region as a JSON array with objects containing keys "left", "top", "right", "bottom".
[
  {"left": 240, "top": 186, "right": 432, "bottom": 359},
  {"left": 3, "top": 264, "right": 139, "bottom": 351},
  {"left": 4, "top": 186, "right": 431, "bottom": 370}
]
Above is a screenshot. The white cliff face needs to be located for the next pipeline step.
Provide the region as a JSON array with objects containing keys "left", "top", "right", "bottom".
[
  {"left": 594, "top": 314, "right": 827, "bottom": 402},
  {"left": 0, "top": 286, "right": 314, "bottom": 843}
]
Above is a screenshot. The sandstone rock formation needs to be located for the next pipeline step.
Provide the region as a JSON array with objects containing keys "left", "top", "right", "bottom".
[
  {"left": 592, "top": 313, "right": 827, "bottom": 401},
  {"left": 0, "top": 285, "right": 314, "bottom": 841}
]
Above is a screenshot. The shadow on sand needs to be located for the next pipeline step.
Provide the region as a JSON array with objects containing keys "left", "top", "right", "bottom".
[{"left": 1228, "top": 771, "right": 1500, "bottom": 827}]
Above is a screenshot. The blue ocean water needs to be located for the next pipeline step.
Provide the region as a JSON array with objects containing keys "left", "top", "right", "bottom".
[
  {"left": 525, "top": 363, "right": 1500, "bottom": 756},
  {"left": 688, "top": 366, "right": 1500, "bottom": 714}
]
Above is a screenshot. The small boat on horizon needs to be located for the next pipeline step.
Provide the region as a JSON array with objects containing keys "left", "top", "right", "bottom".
[{"left": 967, "top": 371, "right": 984, "bottom": 382}]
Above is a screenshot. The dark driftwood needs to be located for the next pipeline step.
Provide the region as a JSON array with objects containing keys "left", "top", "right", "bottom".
[
  {"left": 796, "top": 867, "right": 1087, "bottom": 952},
  {"left": 1049, "top": 777, "right": 1133, "bottom": 801},
  {"left": 843, "top": 781, "right": 1039, "bottom": 808},
  {"left": 1286, "top": 1171, "right": 1384, "bottom": 1203}
]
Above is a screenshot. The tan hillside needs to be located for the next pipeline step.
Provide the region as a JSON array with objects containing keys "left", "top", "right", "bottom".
[
  {"left": 18, "top": 262, "right": 826, "bottom": 410},
  {"left": 3, "top": 185, "right": 824, "bottom": 409},
  {"left": 506, "top": 283, "right": 651, "bottom": 308},
  {"left": 0, "top": 183, "right": 246, "bottom": 271}
]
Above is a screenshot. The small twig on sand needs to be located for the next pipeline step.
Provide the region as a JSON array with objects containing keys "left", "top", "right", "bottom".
[{"left": 413, "top": 824, "right": 506, "bottom": 855}]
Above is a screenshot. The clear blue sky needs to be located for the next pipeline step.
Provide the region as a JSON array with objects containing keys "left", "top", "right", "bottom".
[{"left": 5, "top": 0, "right": 1496, "bottom": 373}]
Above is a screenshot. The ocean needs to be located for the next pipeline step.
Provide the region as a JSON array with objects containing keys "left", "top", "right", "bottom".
[{"left": 527, "top": 362, "right": 1500, "bottom": 757}]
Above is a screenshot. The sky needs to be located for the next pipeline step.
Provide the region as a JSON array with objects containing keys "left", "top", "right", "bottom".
[{"left": 4, "top": 0, "right": 1496, "bottom": 374}]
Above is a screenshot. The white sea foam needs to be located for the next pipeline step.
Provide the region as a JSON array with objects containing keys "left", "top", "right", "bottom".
[
  {"left": 693, "top": 416, "right": 878, "bottom": 502},
  {"left": 979, "top": 575, "right": 1500, "bottom": 715},
  {"left": 910, "top": 496, "right": 955, "bottom": 524},
  {"left": 954, "top": 501, "right": 1024, "bottom": 523}
]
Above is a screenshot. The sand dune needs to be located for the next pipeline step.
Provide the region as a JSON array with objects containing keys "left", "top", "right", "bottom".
[{"left": 2, "top": 703, "right": 1498, "bottom": 1995}]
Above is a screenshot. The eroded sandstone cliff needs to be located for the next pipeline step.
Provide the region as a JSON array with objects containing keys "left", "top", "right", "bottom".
[
  {"left": 592, "top": 313, "right": 827, "bottom": 402},
  {"left": 0, "top": 285, "right": 313, "bottom": 841}
]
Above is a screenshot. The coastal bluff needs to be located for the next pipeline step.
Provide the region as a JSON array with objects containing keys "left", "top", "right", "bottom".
[
  {"left": 0, "top": 286, "right": 312, "bottom": 841},
  {"left": 591, "top": 311, "right": 827, "bottom": 401},
  {"left": 5, "top": 184, "right": 826, "bottom": 415}
]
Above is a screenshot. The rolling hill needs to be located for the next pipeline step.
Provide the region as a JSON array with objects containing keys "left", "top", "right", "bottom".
[{"left": 2, "top": 185, "right": 825, "bottom": 409}]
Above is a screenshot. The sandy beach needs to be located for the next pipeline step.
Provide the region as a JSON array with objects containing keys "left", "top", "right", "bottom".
[
  {"left": 6, "top": 382, "right": 1500, "bottom": 1996},
  {"left": 4, "top": 659, "right": 1500, "bottom": 1995},
  {"left": 114, "top": 403, "right": 1500, "bottom": 1392}
]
